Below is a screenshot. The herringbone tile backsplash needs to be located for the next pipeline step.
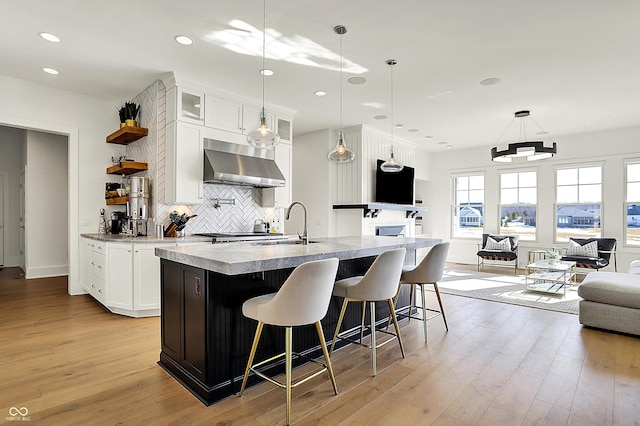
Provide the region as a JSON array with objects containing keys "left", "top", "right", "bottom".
[{"left": 126, "top": 80, "right": 281, "bottom": 235}]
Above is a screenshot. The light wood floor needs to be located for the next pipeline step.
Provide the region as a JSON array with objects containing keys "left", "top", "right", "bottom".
[{"left": 1, "top": 266, "right": 639, "bottom": 425}]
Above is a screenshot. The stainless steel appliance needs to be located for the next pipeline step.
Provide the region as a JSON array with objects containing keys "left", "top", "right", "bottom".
[
  {"left": 127, "top": 176, "right": 150, "bottom": 236},
  {"left": 203, "top": 139, "right": 285, "bottom": 188}
]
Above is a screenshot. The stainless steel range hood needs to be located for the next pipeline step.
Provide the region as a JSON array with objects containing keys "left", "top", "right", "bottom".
[{"left": 203, "top": 139, "right": 285, "bottom": 188}]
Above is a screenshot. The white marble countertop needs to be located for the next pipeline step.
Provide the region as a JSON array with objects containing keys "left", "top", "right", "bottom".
[
  {"left": 155, "top": 235, "right": 441, "bottom": 275},
  {"left": 81, "top": 233, "right": 213, "bottom": 244}
]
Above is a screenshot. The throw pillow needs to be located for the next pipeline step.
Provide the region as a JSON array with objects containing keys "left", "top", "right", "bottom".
[
  {"left": 567, "top": 239, "right": 598, "bottom": 257},
  {"left": 485, "top": 236, "right": 512, "bottom": 251}
]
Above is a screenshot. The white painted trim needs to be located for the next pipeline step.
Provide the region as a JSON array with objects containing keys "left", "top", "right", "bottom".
[
  {"left": 0, "top": 171, "right": 7, "bottom": 266},
  {"left": 0, "top": 117, "right": 79, "bottom": 295},
  {"left": 25, "top": 265, "right": 69, "bottom": 278}
]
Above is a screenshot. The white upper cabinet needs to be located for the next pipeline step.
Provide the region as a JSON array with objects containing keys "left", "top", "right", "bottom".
[
  {"left": 277, "top": 117, "right": 292, "bottom": 142},
  {"left": 204, "top": 95, "right": 276, "bottom": 138},
  {"left": 165, "top": 121, "right": 204, "bottom": 204},
  {"left": 262, "top": 140, "right": 292, "bottom": 208},
  {"left": 167, "top": 87, "right": 205, "bottom": 125},
  {"left": 204, "top": 95, "right": 242, "bottom": 133}
]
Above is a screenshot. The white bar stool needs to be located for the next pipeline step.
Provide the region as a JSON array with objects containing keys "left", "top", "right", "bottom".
[
  {"left": 239, "top": 257, "right": 339, "bottom": 426},
  {"left": 329, "top": 248, "right": 406, "bottom": 376},
  {"left": 391, "top": 242, "right": 450, "bottom": 342}
]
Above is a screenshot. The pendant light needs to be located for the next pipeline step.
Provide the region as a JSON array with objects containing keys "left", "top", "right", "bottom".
[
  {"left": 247, "top": 0, "right": 280, "bottom": 148},
  {"left": 328, "top": 25, "right": 355, "bottom": 162},
  {"left": 491, "top": 110, "right": 557, "bottom": 162},
  {"left": 380, "top": 59, "right": 404, "bottom": 173}
]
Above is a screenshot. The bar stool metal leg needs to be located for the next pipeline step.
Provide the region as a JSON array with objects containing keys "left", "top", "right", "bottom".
[
  {"left": 330, "top": 299, "right": 349, "bottom": 356},
  {"left": 315, "top": 322, "right": 338, "bottom": 394},
  {"left": 387, "top": 299, "right": 405, "bottom": 357},
  {"left": 433, "top": 283, "right": 448, "bottom": 331},
  {"left": 370, "top": 301, "right": 377, "bottom": 376},
  {"left": 285, "top": 327, "right": 292, "bottom": 426},
  {"left": 240, "top": 321, "right": 264, "bottom": 396}
]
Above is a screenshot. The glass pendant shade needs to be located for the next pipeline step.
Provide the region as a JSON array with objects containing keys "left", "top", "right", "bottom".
[
  {"left": 328, "top": 25, "right": 355, "bottom": 163},
  {"left": 381, "top": 59, "right": 403, "bottom": 173},
  {"left": 247, "top": 108, "right": 280, "bottom": 147},
  {"left": 328, "top": 131, "right": 355, "bottom": 162},
  {"left": 247, "top": 0, "right": 278, "bottom": 148},
  {"left": 380, "top": 145, "right": 403, "bottom": 172}
]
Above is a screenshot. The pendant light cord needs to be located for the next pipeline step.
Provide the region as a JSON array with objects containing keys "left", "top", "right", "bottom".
[
  {"left": 261, "top": 0, "right": 266, "bottom": 113},
  {"left": 339, "top": 30, "right": 343, "bottom": 132}
]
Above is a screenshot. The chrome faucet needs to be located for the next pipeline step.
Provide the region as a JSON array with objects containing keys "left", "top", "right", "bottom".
[{"left": 285, "top": 201, "right": 308, "bottom": 245}]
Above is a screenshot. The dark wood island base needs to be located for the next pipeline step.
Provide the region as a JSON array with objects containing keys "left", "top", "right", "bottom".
[{"left": 155, "top": 236, "right": 439, "bottom": 405}]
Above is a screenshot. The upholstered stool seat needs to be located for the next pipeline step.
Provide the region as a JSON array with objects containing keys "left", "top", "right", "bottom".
[
  {"left": 329, "top": 248, "right": 406, "bottom": 376},
  {"left": 391, "top": 242, "right": 450, "bottom": 342},
  {"left": 239, "top": 258, "right": 340, "bottom": 426}
]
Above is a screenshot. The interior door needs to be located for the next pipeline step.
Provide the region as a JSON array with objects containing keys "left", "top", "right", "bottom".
[
  {"left": 0, "top": 172, "right": 4, "bottom": 267},
  {"left": 19, "top": 170, "right": 25, "bottom": 272}
]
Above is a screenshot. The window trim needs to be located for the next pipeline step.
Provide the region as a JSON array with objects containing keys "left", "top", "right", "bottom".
[
  {"left": 451, "top": 172, "right": 486, "bottom": 240},
  {"left": 498, "top": 168, "right": 539, "bottom": 242},
  {"left": 624, "top": 158, "right": 640, "bottom": 247},
  {"left": 553, "top": 163, "right": 603, "bottom": 243}
]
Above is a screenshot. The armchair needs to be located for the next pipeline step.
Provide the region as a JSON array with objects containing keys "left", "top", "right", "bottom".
[
  {"left": 477, "top": 234, "right": 520, "bottom": 274},
  {"left": 560, "top": 237, "right": 617, "bottom": 272}
]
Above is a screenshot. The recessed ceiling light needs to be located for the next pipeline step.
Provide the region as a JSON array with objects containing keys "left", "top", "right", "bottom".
[
  {"left": 42, "top": 67, "right": 59, "bottom": 75},
  {"left": 39, "top": 32, "right": 60, "bottom": 43},
  {"left": 408, "top": 129, "right": 419, "bottom": 133},
  {"left": 260, "top": 68, "right": 274, "bottom": 76},
  {"left": 446, "top": 145, "right": 453, "bottom": 149},
  {"left": 314, "top": 91, "right": 326, "bottom": 96},
  {"left": 174, "top": 35, "right": 193, "bottom": 45},
  {"left": 348, "top": 76, "right": 366, "bottom": 85},
  {"left": 374, "top": 115, "right": 387, "bottom": 120},
  {"left": 437, "top": 141, "right": 447, "bottom": 145},
  {"left": 424, "top": 136, "right": 432, "bottom": 140},
  {"left": 536, "top": 131, "right": 549, "bottom": 135},
  {"left": 395, "top": 124, "right": 404, "bottom": 128},
  {"left": 480, "top": 77, "right": 500, "bottom": 86}
]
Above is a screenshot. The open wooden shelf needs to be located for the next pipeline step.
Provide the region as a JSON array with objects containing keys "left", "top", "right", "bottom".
[
  {"left": 106, "top": 196, "right": 128, "bottom": 205},
  {"left": 106, "top": 126, "right": 148, "bottom": 145},
  {"left": 106, "top": 161, "right": 148, "bottom": 175}
]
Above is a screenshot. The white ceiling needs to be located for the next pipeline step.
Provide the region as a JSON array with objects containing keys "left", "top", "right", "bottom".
[{"left": 3, "top": 0, "right": 639, "bottom": 152}]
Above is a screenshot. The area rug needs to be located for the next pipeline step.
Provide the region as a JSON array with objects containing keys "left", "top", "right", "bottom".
[{"left": 436, "top": 269, "right": 580, "bottom": 315}]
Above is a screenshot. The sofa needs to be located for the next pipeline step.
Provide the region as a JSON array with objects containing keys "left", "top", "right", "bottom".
[{"left": 577, "top": 260, "right": 640, "bottom": 336}]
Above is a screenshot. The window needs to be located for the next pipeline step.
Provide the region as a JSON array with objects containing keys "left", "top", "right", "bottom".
[
  {"left": 555, "top": 165, "right": 602, "bottom": 241},
  {"left": 625, "top": 162, "right": 640, "bottom": 245},
  {"left": 452, "top": 174, "right": 484, "bottom": 238},
  {"left": 499, "top": 171, "right": 537, "bottom": 240}
]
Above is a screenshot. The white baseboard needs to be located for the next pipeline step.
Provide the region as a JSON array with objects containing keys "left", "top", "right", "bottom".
[{"left": 25, "top": 264, "right": 69, "bottom": 279}]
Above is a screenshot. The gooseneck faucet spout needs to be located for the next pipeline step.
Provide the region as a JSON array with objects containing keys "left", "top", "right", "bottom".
[{"left": 285, "top": 201, "right": 308, "bottom": 245}]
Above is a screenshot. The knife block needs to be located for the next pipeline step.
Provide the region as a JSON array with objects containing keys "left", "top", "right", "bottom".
[{"left": 164, "top": 222, "right": 177, "bottom": 238}]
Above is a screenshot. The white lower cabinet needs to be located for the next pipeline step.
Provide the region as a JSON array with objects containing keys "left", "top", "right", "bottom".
[{"left": 82, "top": 238, "right": 208, "bottom": 317}]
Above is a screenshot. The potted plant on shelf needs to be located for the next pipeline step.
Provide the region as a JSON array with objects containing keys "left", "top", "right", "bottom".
[
  {"left": 546, "top": 249, "right": 562, "bottom": 265},
  {"left": 118, "top": 101, "right": 141, "bottom": 127}
]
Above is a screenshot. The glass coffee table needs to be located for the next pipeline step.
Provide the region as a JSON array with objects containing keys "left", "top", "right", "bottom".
[{"left": 525, "top": 260, "right": 576, "bottom": 297}]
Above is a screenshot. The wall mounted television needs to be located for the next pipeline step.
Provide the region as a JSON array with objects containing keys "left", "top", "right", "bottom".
[{"left": 375, "top": 159, "right": 415, "bottom": 205}]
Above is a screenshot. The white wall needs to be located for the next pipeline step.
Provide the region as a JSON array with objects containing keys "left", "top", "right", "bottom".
[
  {"left": 0, "top": 126, "right": 25, "bottom": 266},
  {"left": 424, "top": 125, "right": 640, "bottom": 272},
  {"left": 0, "top": 74, "right": 131, "bottom": 294},
  {"left": 25, "top": 130, "right": 68, "bottom": 277}
]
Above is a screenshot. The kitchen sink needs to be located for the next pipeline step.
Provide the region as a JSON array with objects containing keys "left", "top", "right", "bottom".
[{"left": 251, "top": 239, "right": 319, "bottom": 246}]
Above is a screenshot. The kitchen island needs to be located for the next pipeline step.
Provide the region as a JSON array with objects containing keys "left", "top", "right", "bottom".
[{"left": 155, "top": 235, "right": 440, "bottom": 405}]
